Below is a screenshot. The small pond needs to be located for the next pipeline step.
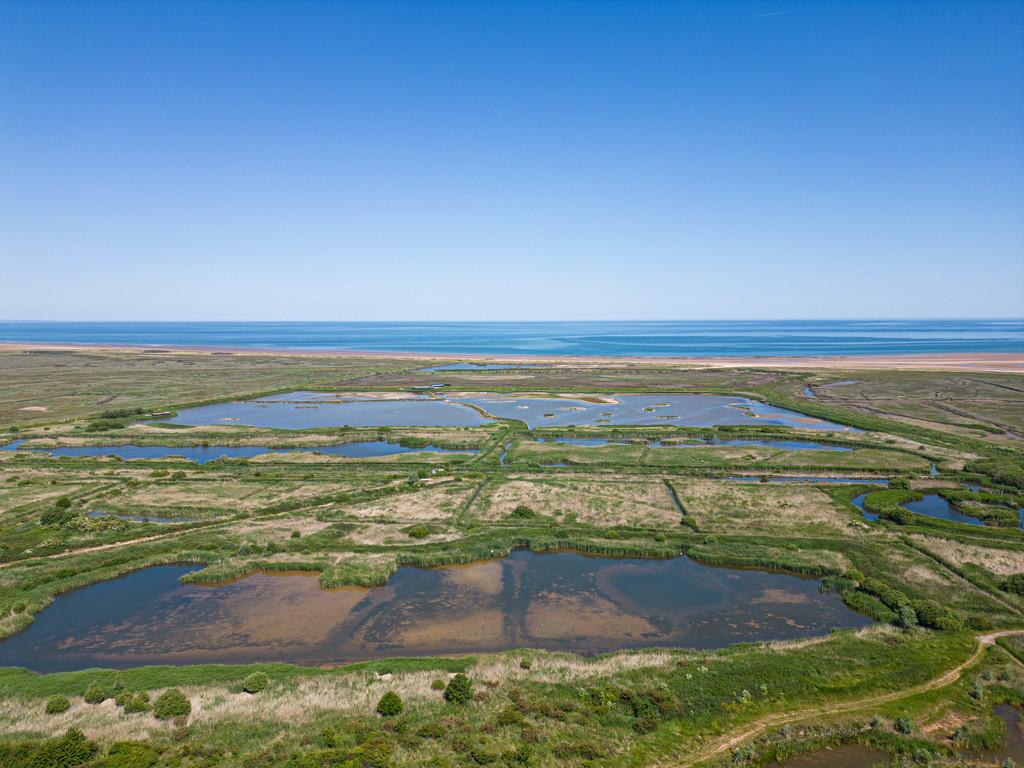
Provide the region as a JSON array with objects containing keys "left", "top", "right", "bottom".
[
  {"left": 856, "top": 493, "right": 987, "bottom": 526},
  {"left": 972, "top": 703, "right": 1024, "bottom": 764},
  {"left": 901, "top": 495, "right": 983, "bottom": 526},
  {"left": 765, "top": 744, "right": 887, "bottom": 768},
  {"left": 10, "top": 441, "right": 476, "bottom": 463},
  {"left": 0, "top": 550, "right": 870, "bottom": 672}
]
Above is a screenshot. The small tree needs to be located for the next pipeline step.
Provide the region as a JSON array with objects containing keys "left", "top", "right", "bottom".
[
  {"left": 444, "top": 673, "right": 473, "bottom": 705},
  {"left": 45, "top": 695, "right": 70, "bottom": 714},
  {"left": 153, "top": 689, "right": 191, "bottom": 720},
  {"left": 84, "top": 684, "right": 106, "bottom": 704},
  {"left": 376, "top": 691, "right": 403, "bottom": 717},
  {"left": 243, "top": 672, "right": 268, "bottom": 694}
]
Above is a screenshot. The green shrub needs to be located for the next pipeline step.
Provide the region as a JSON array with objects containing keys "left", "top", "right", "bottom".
[
  {"left": 895, "top": 716, "right": 914, "bottom": 734},
  {"left": 243, "top": 672, "right": 268, "bottom": 694},
  {"left": 153, "top": 689, "right": 191, "bottom": 720},
  {"left": 84, "top": 684, "right": 107, "bottom": 704},
  {"left": 417, "top": 721, "right": 446, "bottom": 739},
  {"left": 913, "top": 599, "right": 964, "bottom": 631},
  {"left": 376, "top": 691, "right": 403, "bottom": 717},
  {"left": 102, "top": 741, "right": 159, "bottom": 768},
  {"left": 406, "top": 524, "right": 430, "bottom": 539},
  {"left": 430, "top": 678, "right": 446, "bottom": 691},
  {"left": 26, "top": 728, "right": 96, "bottom": 766},
  {"left": 123, "top": 693, "right": 151, "bottom": 713},
  {"left": 55, "top": 496, "right": 72, "bottom": 509},
  {"left": 1003, "top": 574, "right": 1024, "bottom": 594},
  {"left": 150, "top": 470, "right": 169, "bottom": 478},
  {"left": 45, "top": 695, "right": 71, "bottom": 714},
  {"left": 444, "top": 673, "right": 473, "bottom": 705},
  {"left": 510, "top": 505, "right": 536, "bottom": 519}
]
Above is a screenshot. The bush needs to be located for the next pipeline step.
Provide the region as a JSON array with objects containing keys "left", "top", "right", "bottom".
[
  {"left": 913, "top": 599, "right": 965, "bottom": 631},
  {"left": 1003, "top": 574, "right": 1024, "bottom": 595},
  {"left": 84, "top": 684, "right": 106, "bottom": 704},
  {"left": 27, "top": 728, "right": 96, "bottom": 766},
  {"left": 153, "top": 689, "right": 191, "bottom": 720},
  {"left": 444, "top": 673, "right": 473, "bottom": 705},
  {"left": 242, "top": 672, "right": 268, "bottom": 694},
  {"left": 878, "top": 506, "right": 915, "bottom": 525},
  {"left": 430, "top": 678, "right": 446, "bottom": 691},
  {"left": 103, "top": 741, "right": 159, "bottom": 768},
  {"left": 123, "top": 693, "right": 151, "bottom": 713},
  {"left": 895, "top": 716, "right": 914, "bottom": 734},
  {"left": 45, "top": 695, "right": 71, "bottom": 714},
  {"left": 510, "top": 505, "right": 536, "bottom": 519},
  {"left": 376, "top": 691, "right": 403, "bottom": 717},
  {"left": 55, "top": 496, "right": 72, "bottom": 510},
  {"left": 406, "top": 524, "right": 430, "bottom": 539}
]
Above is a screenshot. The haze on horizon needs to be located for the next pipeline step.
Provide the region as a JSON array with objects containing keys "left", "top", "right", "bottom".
[{"left": 1, "top": 0, "right": 1022, "bottom": 322}]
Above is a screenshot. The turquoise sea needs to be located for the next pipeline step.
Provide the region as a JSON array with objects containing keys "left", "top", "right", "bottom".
[{"left": 0, "top": 320, "right": 1021, "bottom": 357}]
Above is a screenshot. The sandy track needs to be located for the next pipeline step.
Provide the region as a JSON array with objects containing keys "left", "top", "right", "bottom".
[{"left": 672, "top": 630, "right": 1024, "bottom": 767}]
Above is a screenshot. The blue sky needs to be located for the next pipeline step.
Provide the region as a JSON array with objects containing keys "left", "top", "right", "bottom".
[{"left": 1, "top": 0, "right": 1022, "bottom": 321}]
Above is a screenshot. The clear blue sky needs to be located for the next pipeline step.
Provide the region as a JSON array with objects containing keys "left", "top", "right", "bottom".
[{"left": 2, "top": 0, "right": 1022, "bottom": 321}]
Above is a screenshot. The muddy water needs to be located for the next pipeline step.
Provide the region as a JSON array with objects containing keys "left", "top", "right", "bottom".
[
  {"left": 765, "top": 744, "right": 886, "bottom": 768},
  {"left": 0, "top": 551, "right": 870, "bottom": 672}
]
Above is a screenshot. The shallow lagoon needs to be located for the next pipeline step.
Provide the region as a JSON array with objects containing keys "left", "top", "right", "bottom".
[
  {"left": 153, "top": 392, "right": 853, "bottom": 431},
  {"left": 0, "top": 550, "right": 870, "bottom": 672},
  {"left": 457, "top": 393, "right": 855, "bottom": 431},
  {"left": 159, "top": 395, "right": 491, "bottom": 429},
  {"left": 9, "top": 440, "right": 476, "bottom": 463}
]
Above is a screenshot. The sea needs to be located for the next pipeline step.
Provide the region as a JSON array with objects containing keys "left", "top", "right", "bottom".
[{"left": 0, "top": 320, "right": 1021, "bottom": 357}]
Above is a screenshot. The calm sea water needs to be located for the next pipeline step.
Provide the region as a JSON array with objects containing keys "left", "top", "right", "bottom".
[{"left": 1, "top": 320, "right": 1021, "bottom": 357}]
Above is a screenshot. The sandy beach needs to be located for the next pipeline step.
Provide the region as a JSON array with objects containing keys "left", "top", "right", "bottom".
[{"left": 1, "top": 342, "right": 1021, "bottom": 373}]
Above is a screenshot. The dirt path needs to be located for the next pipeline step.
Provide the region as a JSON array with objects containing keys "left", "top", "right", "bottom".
[{"left": 673, "top": 630, "right": 1024, "bottom": 768}]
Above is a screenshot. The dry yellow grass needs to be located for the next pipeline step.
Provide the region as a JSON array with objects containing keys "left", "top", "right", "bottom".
[
  {"left": 674, "top": 480, "right": 851, "bottom": 535},
  {"left": 910, "top": 534, "right": 1024, "bottom": 577},
  {"left": 342, "top": 482, "right": 474, "bottom": 522},
  {"left": 476, "top": 478, "right": 680, "bottom": 527}
]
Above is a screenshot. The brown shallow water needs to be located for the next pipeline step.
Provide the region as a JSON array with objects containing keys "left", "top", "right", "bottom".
[
  {"left": 765, "top": 744, "right": 887, "bottom": 768},
  {"left": 0, "top": 551, "right": 870, "bottom": 672}
]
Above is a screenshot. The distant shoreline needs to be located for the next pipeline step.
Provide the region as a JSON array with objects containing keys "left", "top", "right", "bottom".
[{"left": 2, "top": 341, "right": 1021, "bottom": 372}]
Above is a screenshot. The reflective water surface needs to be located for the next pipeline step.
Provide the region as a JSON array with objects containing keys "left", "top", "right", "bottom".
[
  {"left": 154, "top": 392, "right": 854, "bottom": 431},
  {"left": 457, "top": 393, "right": 855, "bottom": 431},
  {"left": 12, "top": 441, "right": 476, "bottom": 463},
  {"left": 0, "top": 551, "right": 870, "bottom": 672}
]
